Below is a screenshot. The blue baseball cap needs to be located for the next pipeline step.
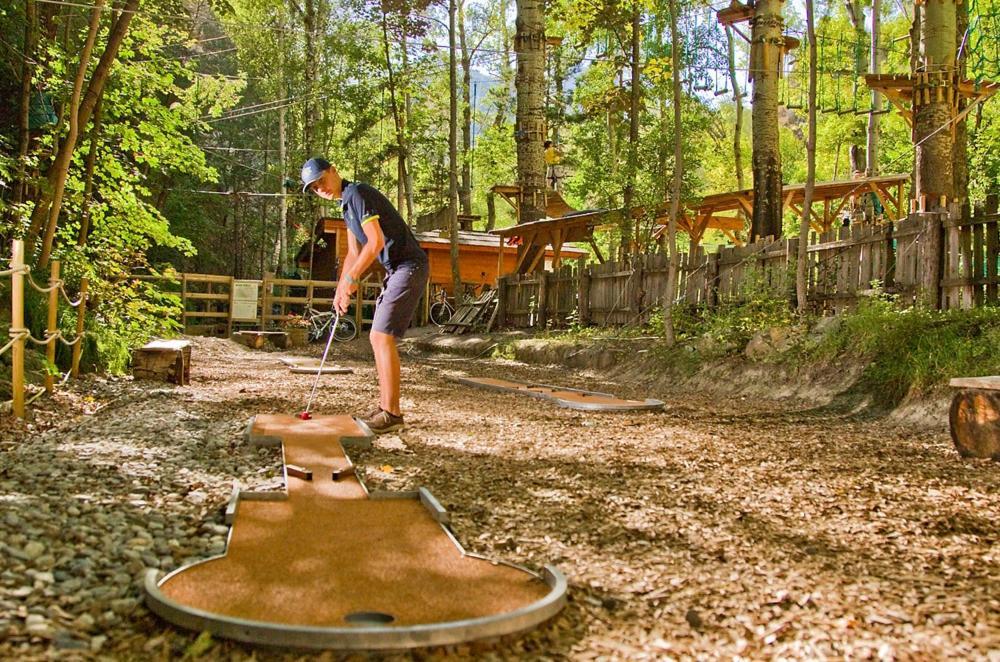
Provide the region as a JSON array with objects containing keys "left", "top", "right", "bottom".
[{"left": 301, "top": 157, "right": 331, "bottom": 192}]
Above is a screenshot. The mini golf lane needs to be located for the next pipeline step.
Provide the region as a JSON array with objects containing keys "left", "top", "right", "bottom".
[
  {"left": 456, "top": 377, "right": 665, "bottom": 412},
  {"left": 144, "top": 414, "right": 566, "bottom": 650},
  {"left": 278, "top": 357, "right": 353, "bottom": 375}
]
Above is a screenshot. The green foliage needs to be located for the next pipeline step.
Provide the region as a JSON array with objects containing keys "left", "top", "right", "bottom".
[{"left": 810, "top": 298, "right": 1000, "bottom": 406}]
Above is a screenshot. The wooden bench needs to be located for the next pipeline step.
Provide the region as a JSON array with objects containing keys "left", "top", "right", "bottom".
[
  {"left": 949, "top": 377, "right": 1000, "bottom": 460},
  {"left": 133, "top": 340, "right": 192, "bottom": 386},
  {"left": 232, "top": 330, "right": 290, "bottom": 349}
]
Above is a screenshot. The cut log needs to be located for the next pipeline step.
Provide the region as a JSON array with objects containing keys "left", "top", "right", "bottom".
[
  {"left": 949, "top": 389, "right": 1000, "bottom": 459},
  {"left": 132, "top": 340, "right": 191, "bottom": 386},
  {"left": 232, "top": 331, "right": 289, "bottom": 349}
]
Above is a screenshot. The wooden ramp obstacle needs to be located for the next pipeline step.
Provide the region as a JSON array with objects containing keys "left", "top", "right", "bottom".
[
  {"left": 456, "top": 377, "right": 665, "bottom": 412},
  {"left": 949, "top": 377, "right": 1000, "bottom": 460},
  {"left": 144, "top": 414, "right": 566, "bottom": 650},
  {"left": 278, "top": 357, "right": 354, "bottom": 375}
]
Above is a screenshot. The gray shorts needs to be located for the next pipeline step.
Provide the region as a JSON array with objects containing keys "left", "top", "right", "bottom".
[{"left": 372, "top": 261, "right": 429, "bottom": 338}]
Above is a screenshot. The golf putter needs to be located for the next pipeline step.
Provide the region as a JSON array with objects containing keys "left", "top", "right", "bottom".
[{"left": 298, "top": 311, "right": 340, "bottom": 420}]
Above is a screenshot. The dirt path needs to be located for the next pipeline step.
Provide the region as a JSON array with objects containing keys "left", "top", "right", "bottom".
[{"left": 1, "top": 335, "right": 998, "bottom": 660}]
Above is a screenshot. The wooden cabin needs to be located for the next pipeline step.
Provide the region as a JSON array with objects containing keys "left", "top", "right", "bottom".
[{"left": 295, "top": 217, "right": 587, "bottom": 295}]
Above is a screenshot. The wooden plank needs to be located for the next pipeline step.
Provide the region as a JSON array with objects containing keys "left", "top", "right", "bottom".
[{"left": 987, "top": 217, "right": 1000, "bottom": 305}]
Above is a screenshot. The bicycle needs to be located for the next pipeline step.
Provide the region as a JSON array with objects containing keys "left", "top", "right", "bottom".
[
  {"left": 428, "top": 288, "right": 455, "bottom": 326},
  {"left": 305, "top": 305, "right": 358, "bottom": 342}
]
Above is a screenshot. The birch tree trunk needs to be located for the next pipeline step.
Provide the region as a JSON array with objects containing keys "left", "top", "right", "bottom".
[
  {"left": 953, "top": 0, "right": 969, "bottom": 205},
  {"left": 797, "top": 0, "right": 818, "bottom": 313},
  {"left": 623, "top": 4, "right": 641, "bottom": 257},
  {"left": 514, "top": 0, "right": 546, "bottom": 223},
  {"left": 866, "top": 0, "right": 881, "bottom": 176},
  {"left": 664, "top": 0, "right": 682, "bottom": 346},
  {"left": 726, "top": 26, "right": 745, "bottom": 190},
  {"left": 750, "top": 0, "right": 785, "bottom": 241},
  {"left": 459, "top": 0, "right": 473, "bottom": 215},
  {"left": 449, "top": 0, "right": 462, "bottom": 296}
]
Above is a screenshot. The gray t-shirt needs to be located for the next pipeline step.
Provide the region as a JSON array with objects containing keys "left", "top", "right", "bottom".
[{"left": 340, "top": 180, "right": 427, "bottom": 270}]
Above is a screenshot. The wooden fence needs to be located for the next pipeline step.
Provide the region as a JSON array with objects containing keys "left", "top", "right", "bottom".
[
  {"left": 496, "top": 206, "right": 989, "bottom": 329},
  {"left": 134, "top": 271, "right": 431, "bottom": 336},
  {"left": 2, "top": 240, "right": 90, "bottom": 419}
]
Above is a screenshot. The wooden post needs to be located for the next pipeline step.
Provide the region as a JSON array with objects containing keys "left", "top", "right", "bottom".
[
  {"left": 45, "top": 260, "right": 60, "bottom": 394},
  {"left": 11, "top": 240, "right": 26, "bottom": 419},
  {"left": 631, "top": 256, "right": 645, "bottom": 322},
  {"left": 71, "top": 278, "right": 88, "bottom": 377},
  {"left": 260, "top": 272, "right": 272, "bottom": 331},
  {"left": 578, "top": 267, "right": 592, "bottom": 325},
  {"left": 181, "top": 273, "right": 189, "bottom": 334},
  {"left": 536, "top": 271, "right": 549, "bottom": 329},
  {"left": 882, "top": 222, "right": 895, "bottom": 291},
  {"left": 706, "top": 252, "right": 721, "bottom": 310},
  {"left": 227, "top": 276, "right": 235, "bottom": 337},
  {"left": 496, "top": 276, "right": 508, "bottom": 329},
  {"left": 919, "top": 211, "right": 945, "bottom": 309}
]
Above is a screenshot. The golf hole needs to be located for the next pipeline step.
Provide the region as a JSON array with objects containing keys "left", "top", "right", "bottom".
[{"left": 344, "top": 611, "right": 395, "bottom": 626}]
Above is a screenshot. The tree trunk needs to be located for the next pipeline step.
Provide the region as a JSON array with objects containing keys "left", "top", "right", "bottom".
[
  {"left": 400, "top": 30, "right": 415, "bottom": 223},
  {"left": 750, "top": 0, "right": 785, "bottom": 241},
  {"left": 34, "top": 0, "right": 105, "bottom": 268},
  {"left": 726, "top": 26, "right": 745, "bottom": 190},
  {"left": 514, "top": 0, "right": 546, "bottom": 223},
  {"left": 277, "top": 105, "right": 289, "bottom": 274},
  {"left": 459, "top": 0, "right": 473, "bottom": 215},
  {"left": 664, "top": 0, "right": 682, "bottom": 346},
  {"left": 27, "top": 0, "right": 139, "bottom": 266},
  {"left": 449, "top": 0, "right": 462, "bottom": 296},
  {"left": 12, "top": 0, "right": 38, "bottom": 213},
  {"left": 381, "top": 13, "right": 413, "bottom": 221},
  {"left": 797, "top": 0, "right": 817, "bottom": 313},
  {"left": 77, "top": 96, "right": 103, "bottom": 246},
  {"left": 914, "top": 0, "right": 956, "bottom": 209},
  {"left": 486, "top": 191, "right": 497, "bottom": 231},
  {"left": 953, "top": 0, "right": 969, "bottom": 205},
  {"left": 866, "top": 0, "right": 881, "bottom": 176},
  {"left": 622, "top": 4, "right": 641, "bottom": 257}
]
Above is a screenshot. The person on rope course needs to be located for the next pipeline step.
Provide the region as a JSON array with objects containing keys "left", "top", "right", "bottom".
[{"left": 301, "top": 157, "right": 429, "bottom": 434}]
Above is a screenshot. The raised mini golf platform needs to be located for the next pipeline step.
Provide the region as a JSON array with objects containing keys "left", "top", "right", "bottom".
[
  {"left": 279, "top": 357, "right": 353, "bottom": 374},
  {"left": 144, "top": 414, "right": 566, "bottom": 650},
  {"left": 456, "top": 377, "right": 665, "bottom": 412}
]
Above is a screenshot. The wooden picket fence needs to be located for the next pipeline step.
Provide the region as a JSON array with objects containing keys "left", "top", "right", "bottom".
[
  {"left": 496, "top": 205, "right": 990, "bottom": 330},
  {"left": 3, "top": 240, "right": 90, "bottom": 419}
]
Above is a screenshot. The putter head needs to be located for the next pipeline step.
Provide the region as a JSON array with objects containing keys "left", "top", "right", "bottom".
[{"left": 297, "top": 411, "right": 313, "bottom": 420}]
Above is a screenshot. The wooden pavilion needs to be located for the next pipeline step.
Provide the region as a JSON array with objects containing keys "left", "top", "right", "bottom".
[{"left": 651, "top": 173, "right": 909, "bottom": 242}]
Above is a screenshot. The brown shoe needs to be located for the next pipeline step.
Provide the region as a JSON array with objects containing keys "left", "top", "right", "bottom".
[{"left": 362, "top": 409, "right": 404, "bottom": 435}]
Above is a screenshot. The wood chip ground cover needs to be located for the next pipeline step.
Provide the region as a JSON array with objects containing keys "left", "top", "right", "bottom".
[{"left": 0, "top": 336, "right": 997, "bottom": 660}]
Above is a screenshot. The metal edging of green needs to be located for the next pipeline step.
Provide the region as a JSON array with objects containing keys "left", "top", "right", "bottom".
[
  {"left": 453, "top": 376, "right": 666, "bottom": 412},
  {"left": 143, "top": 563, "right": 567, "bottom": 651}
]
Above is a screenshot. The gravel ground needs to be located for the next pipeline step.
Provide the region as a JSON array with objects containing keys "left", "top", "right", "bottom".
[{"left": 1, "top": 334, "right": 998, "bottom": 661}]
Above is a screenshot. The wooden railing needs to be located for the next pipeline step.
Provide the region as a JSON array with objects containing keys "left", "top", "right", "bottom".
[
  {"left": 496, "top": 205, "right": 992, "bottom": 329},
  {"left": 3, "top": 240, "right": 90, "bottom": 418},
  {"left": 133, "top": 271, "right": 413, "bottom": 335}
]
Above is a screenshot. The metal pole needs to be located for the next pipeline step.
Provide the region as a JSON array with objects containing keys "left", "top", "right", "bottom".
[
  {"left": 45, "top": 260, "right": 60, "bottom": 393},
  {"left": 71, "top": 277, "right": 88, "bottom": 377}
]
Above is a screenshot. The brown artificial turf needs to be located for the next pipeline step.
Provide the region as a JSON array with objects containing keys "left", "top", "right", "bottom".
[{"left": 158, "top": 414, "right": 549, "bottom": 627}]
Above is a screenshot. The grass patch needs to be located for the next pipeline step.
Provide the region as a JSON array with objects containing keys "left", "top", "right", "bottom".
[{"left": 806, "top": 297, "right": 1000, "bottom": 406}]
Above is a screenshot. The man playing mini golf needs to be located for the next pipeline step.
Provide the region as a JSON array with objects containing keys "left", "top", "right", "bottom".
[{"left": 301, "top": 158, "right": 429, "bottom": 434}]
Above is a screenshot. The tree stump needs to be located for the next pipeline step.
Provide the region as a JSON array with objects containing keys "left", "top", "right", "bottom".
[
  {"left": 132, "top": 340, "right": 191, "bottom": 386},
  {"left": 949, "top": 378, "right": 1000, "bottom": 460}
]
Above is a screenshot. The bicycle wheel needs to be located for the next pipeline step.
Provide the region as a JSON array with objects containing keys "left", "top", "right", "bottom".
[
  {"left": 429, "top": 302, "right": 452, "bottom": 326},
  {"left": 333, "top": 316, "right": 358, "bottom": 342}
]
